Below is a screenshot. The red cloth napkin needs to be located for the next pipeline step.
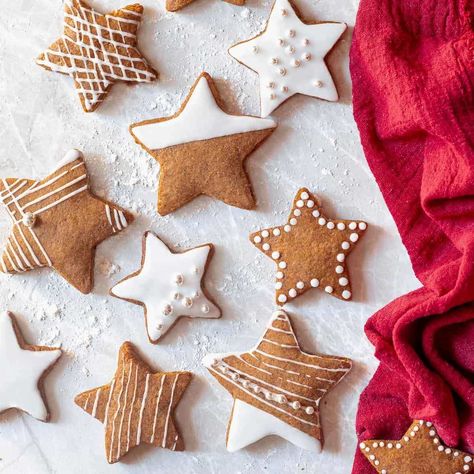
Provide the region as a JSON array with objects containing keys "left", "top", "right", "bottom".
[{"left": 349, "top": 0, "right": 474, "bottom": 471}]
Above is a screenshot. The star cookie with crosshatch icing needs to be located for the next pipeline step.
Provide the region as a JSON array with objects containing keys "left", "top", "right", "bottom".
[
  {"left": 129, "top": 72, "right": 277, "bottom": 215},
  {"left": 110, "top": 231, "right": 220, "bottom": 343},
  {"left": 36, "top": 0, "right": 157, "bottom": 113},
  {"left": 229, "top": 0, "right": 346, "bottom": 117},
  {"left": 0, "top": 311, "right": 62, "bottom": 422},
  {"left": 75, "top": 341, "right": 192, "bottom": 464},
  {"left": 250, "top": 187, "right": 367, "bottom": 305},
  {"left": 0, "top": 149, "right": 133, "bottom": 294},
  {"left": 359, "top": 419, "right": 473, "bottom": 474},
  {"left": 203, "top": 309, "right": 352, "bottom": 452}
]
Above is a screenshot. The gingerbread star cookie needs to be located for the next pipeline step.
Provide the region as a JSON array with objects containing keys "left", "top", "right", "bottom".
[
  {"left": 129, "top": 72, "right": 277, "bottom": 215},
  {"left": 75, "top": 341, "right": 192, "bottom": 464},
  {"left": 166, "top": 0, "right": 244, "bottom": 13},
  {"left": 0, "top": 311, "right": 61, "bottom": 422},
  {"left": 250, "top": 188, "right": 367, "bottom": 305},
  {"left": 360, "top": 420, "right": 473, "bottom": 474},
  {"left": 0, "top": 149, "right": 133, "bottom": 294},
  {"left": 110, "top": 232, "right": 220, "bottom": 343},
  {"left": 203, "top": 310, "right": 352, "bottom": 452},
  {"left": 229, "top": 0, "right": 346, "bottom": 117},
  {"left": 36, "top": 0, "right": 157, "bottom": 113}
]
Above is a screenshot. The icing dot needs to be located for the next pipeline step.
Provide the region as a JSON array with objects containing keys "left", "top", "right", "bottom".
[
  {"left": 381, "top": 471, "right": 387, "bottom": 474},
  {"left": 294, "top": 209, "right": 301, "bottom": 217},
  {"left": 310, "top": 278, "right": 319, "bottom": 287},
  {"left": 162, "top": 304, "right": 173, "bottom": 316},
  {"left": 242, "top": 380, "right": 250, "bottom": 388},
  {"left": 312, "top": 210, "right": 320, "bottom": 218},
  {"left": 465, "top": 456, "right": 472, "bottom": 462},
  {"left": 262, "top": 243, "right": 270, "bottom": 251},
  {"left": 341, "top": 241, "right": 350, "bottom": 250},
  {"left": 335, "top": 265, "right": 344, "bottom": 274},
  {"left": 201, "top": 304, "right": 210, "bottom": 314},
  {"left": 438, "top": 446, "right": 444, "bottom": 452},
  {"left": 426, "top": 422, "right": 432, "bottom": 427},
  {"left": 271, "top": 57, "right": 279, "bottom": 64},
  {"left": 279, "top": 67, "right": 287, "bottom": 76},
  {"left": 281, "top": 86, "right": 288, "bottom": 93},
  {"left": 276, "top": 394, "right": 287, "bottom": 403},
  {"left": 275, "top": 282, "right": 283, "bottom": 290},
  {"left": 287, "top": 29, "right": 296, "bottom": 37},
  {"left": 22, "top": 212, "right": 36, "bottom": 228},
  {"left": 174, "top": 274, "right": 184, "bottom": 285},
  {"left": 429, "top": 430, "right": 436, "bottom": 437},
  {"left": 284, "top": 224, "right": 292, "bottom": 232},
  {"left": 434, "top": 438, "right": 439, "bottom": 445},
  {"left": 410, "top": 431, "right": 415, "bottom": 437},
  {"left": 281, "top": 8, "right": 287, "bottom": 15},
  {"left": 404, "top": 436, "right": 409, "bottom": 442},
  {"left": 286, "top": 46, "right": 295, "bottom": 54},
  {"left": 372, "top": 443, "right": 378, "bottom": 448},
  {"left": 252, "top": 45, "right": 259, "bottom": 53},
  {"left": 337, "top": 222, "right": 346, "bottom": 230},
  {"left": 339, "top": 277, "right": 349, "bottom": 286},
  {"left": 278, "top": 294, "right": 287, "bottom": 303},
  {"left": 349, "top": 222, "right": 357, "bottom": 230},
  {"left": 277, "top": 38, "right": 285, "bottom": 46},
  {"left": 302, "top": 38, "right": 309, "bottom": 45},
  {"left": 314, "top": 80, "right": 323, "bottom": 88},
  {"left": 265, "top": 392, "right": 273, "bottom": 400},
  {"left": 262, "top": 230, "right": 270, "bottom": 238},
  {"left": 360, "top": 443, "right": 366, "bottom": 449},
  {"left": 289, "top": 288, "right": 297, "bottom": 298},
  {"left": 300, "top": 192, "right": 309, "bottom": 199},
  {"left": 291, "top": 400, "right": 301, "bottom": 409},
  {"left": 269, "top": 93, "right": 276, "bottom": 100},
  {"left": 374, "top": 461, "right": 379, "bottom": 466},
  {"left": 291, "top": 59, "right": 301, "bottom": 68},
  {"left": 290, "top": 218, "right": 297, "bottom": 225},
  {"left": 192, "top": 266, "right": 199, "bottom": 274},
  {"left": 306, "top": 200, "right": 315, "bottom": 208},
  {"left": 350, "top": 233, "right": 359, "bottom": 242},
  {"left": 369, "top": 455, "right": 375, "bottom": 461},
  {"left": 379, "top": 442, "right": 385, "bottom": 447},
  {"left": 296, "top": 200, "right": 304, "bottom": 208},
  {"left": 254, "top": 236, "right": 262, "bottom": 243},
  {"left": 267, "top": 81, "right": 275, "bottom": 89},
  {"left": 296, "top": 281, "right": 304, "bottom": 289},
  {"left": 273, "top": 228, "right": 281, "bottom": 236},
  {"left": 396, "top": 443, "right": 402, "bottom": 449},
  {"left": 302, "top": 52, "right": 311, "bottom": 61},
  {"left": 337, "top": 253, "right": 345, "bottom": 262},
  {"left": 413, "top": 426, "right": 419, "bottom": 432},
  {"left": 387, "top": 443, "right": 393, "bottom": 449},
  {"left": 318, "top": 217, "right": 326, "bottom": 226},
  {"left": 342, "top": 290, "right": 352, "bottom": 299},
  {"left": 192, "top": 290, "right": 200, "bottom": 298},
  {"left": 182, "top": 297, "right": 193, "bottom": 308},
  {"left": 325, "top": 286, "right": 333, "bottom": 293},
  {"left": 305, "top": 406, "right": 314, "bottom": 415},
  {"left": 445, "top": 448, "right": 452, "bottom": 454},
  {"left": 327, "top": 222, "right": 335, "bottom": 230},
  {"left": 271, "top": 251, "right": 280, "bottom": 260},
  {"left": 359, "top": 222, "right": 367, "bottom": 230},
  {"left": 454, "top": 451, "right": 460, "bottom": 456},
  {"left": 464, "top": 467, "right": 470, "bottom": 472},
  {"left": 276, "top": 271, "right": 284, "bottom": 279},
  {"left": 278, "top": 261, "right": 287, "bottom": 269},
  {"left": 252, "top": 385, "right": 260, "bottom": 394},
  {"left": 171, "top": 292, "right": 181, "bottom": 300}
]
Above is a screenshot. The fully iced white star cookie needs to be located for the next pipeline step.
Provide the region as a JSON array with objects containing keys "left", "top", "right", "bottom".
[
  {"left": 110, "top": 232, "right": 220, "bottom": 343},
  {"left": 229, "top": 0, "right": 346, "bottom": 117},
  {"left": 0, "top": 311, "right": 62, "bottom": 421}
]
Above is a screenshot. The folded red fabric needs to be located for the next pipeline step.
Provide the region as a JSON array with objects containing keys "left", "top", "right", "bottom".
[{"left": 349, "top": 0, "right": 474, "bottom": 471}]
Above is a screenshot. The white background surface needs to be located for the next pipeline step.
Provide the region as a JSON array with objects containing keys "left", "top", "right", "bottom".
[{"left": 0, "top": 0, "right": 420, "bottom": 472}]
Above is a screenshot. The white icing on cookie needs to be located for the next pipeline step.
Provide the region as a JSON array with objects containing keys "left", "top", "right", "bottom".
[
  {"left": 111, "top": 233, "right": 220, "bottom": 342},
  {"left": 229, "top": 0, "right": 346, "bottom": 117},
  {"left": 227, "top": 399, "right": 321, "bottom": 452},
  {"left": 0, "top": 312, "right": 61, "bottom": 421},
  {"left": 130, "top": 75, "right": 276, "bottom": 150}
]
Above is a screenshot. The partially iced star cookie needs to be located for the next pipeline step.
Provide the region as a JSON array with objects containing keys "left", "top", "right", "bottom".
[
  {"left": 203, "top": 310, "right": 352, "bottom": 452},
  {"left": 36, "top": 0, "right": 157, "bottom": 112},
  {"left": 0, "top": 149, "right": 133, "bottom": 293},
  {"left": 229, "top": 0, "right": 346, "bottom": 117},
  {"left": 129, "top": 72, "right": 277, "bottom": 215},
  {"left": 110, "top": 232, "right": 220, "bottom": 343},
  {"left": 75, "top": 341, "right": 192, "bottom": 463},
  {"left": 0, "top": 311, "right": 62, "bottom": 422},
  {"left": 250, "top": 188, "right": 367, "bottom": 305}
]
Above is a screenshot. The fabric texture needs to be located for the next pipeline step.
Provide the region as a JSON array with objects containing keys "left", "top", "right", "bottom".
[{"left": 349, "top": 0, "right": 474, "bottom": 472}]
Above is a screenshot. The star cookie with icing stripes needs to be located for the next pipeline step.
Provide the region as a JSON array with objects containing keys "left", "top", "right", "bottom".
[
  {"left": 0, "top": 311, "right": 62, "bottom": 422},
  {"left": 36, "top": 0, "right": 157, "bottom": 113},
  {"left": 75, "top": 341, "right": 192, "bottom": 464},
  {"left": 203, "top": 310, "right": 352, "bottom": 452},
  {"left": 110, "top": 232, "right": 220, "bottom": 343},
  {"left": 229, "top": 0, "right": 346, "bottom": 117},
  {"left": 129, "top": 72, "right": 276, "bottom": 215},
  {"left": 0, "top": 149, "right": 133, "bottom": 294},
  {"left": 359, "top": 420, "right": 473, "bottom": 474},
  {"left": 250, "top": 187, "right": 367, "bottom": 305}
]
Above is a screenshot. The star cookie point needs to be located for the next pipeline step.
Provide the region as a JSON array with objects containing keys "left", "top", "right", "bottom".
[
  {"left": 36, "top": 0, "right": 157, "bottom": 112},
  {"left": 250, "top": 187, "right": 367, "bottom": 305},
  {"left": 75, "top": 341, "right": 192, "bottom": 463},
  {"left": 203, "top": 309, "right": 352, "bottom": 451},
  {"left": 129, "top": 72, "right": 276, "bottom": 215},
  {"left": 110, "top": 232, "right": 220, "bottom": 343}
]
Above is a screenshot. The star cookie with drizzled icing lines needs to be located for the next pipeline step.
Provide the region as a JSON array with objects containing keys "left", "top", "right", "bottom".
[
  {"left": 359, "top": 420, "right": 473, "bottom": 474},
  {"left": 203, "top": 310, "right": 352, "bottom": 452},
  {"left": 75, "top": 342, "right": 192, "bottom": 464},
  {"left": 0, "top": 149, "right": 133, "bottom": 294},
  {"left": 250, "top": 188, "right": 367, "bottom": 305},
  {"left": 36, "top": 0, "right": 157, "bottom": 112}
]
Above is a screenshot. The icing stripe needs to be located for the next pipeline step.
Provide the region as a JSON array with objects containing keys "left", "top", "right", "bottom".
[
  {"left": 150, "top": 375, "right": 165, "bottom": 443},
  {"left": 162, "top": 374, "right": 179, "bottom": 448},
  {"left": 126, "top": 364, "right": 139, "bottom": 451},
  {"left": 136, "top": 373, "right": 150, "bottom": 444}
]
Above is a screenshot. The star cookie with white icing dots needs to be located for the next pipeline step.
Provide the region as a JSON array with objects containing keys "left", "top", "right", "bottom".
[
  {"left": 203, "top": 310, "right": 352, "bottom": 452},
  {"left": 110, "top": 232, "right": 220, "bottom": 343},
  {"left": 75, "top": 341, "right": 192, "bottom": 464},
  {"left": 0, "top": 311, "right": 62, "bottom": 422},
  {"left": 36, "top": 0, "right": 157, "bottom": 113},
  {"left": 0, "top": 149, "right": 133, "bottom": 294},
  {"left": 359, "top": 420, "right": 473, "bottom": 474},
  {"left": 229, "top": 0, "right": 346, "bottom": 117},
  {"left": 250, "top": 188, "right": 367, "bottom": 305},
  {"left": 129, "top": 72, "right": 276, "bottom": 215}
]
